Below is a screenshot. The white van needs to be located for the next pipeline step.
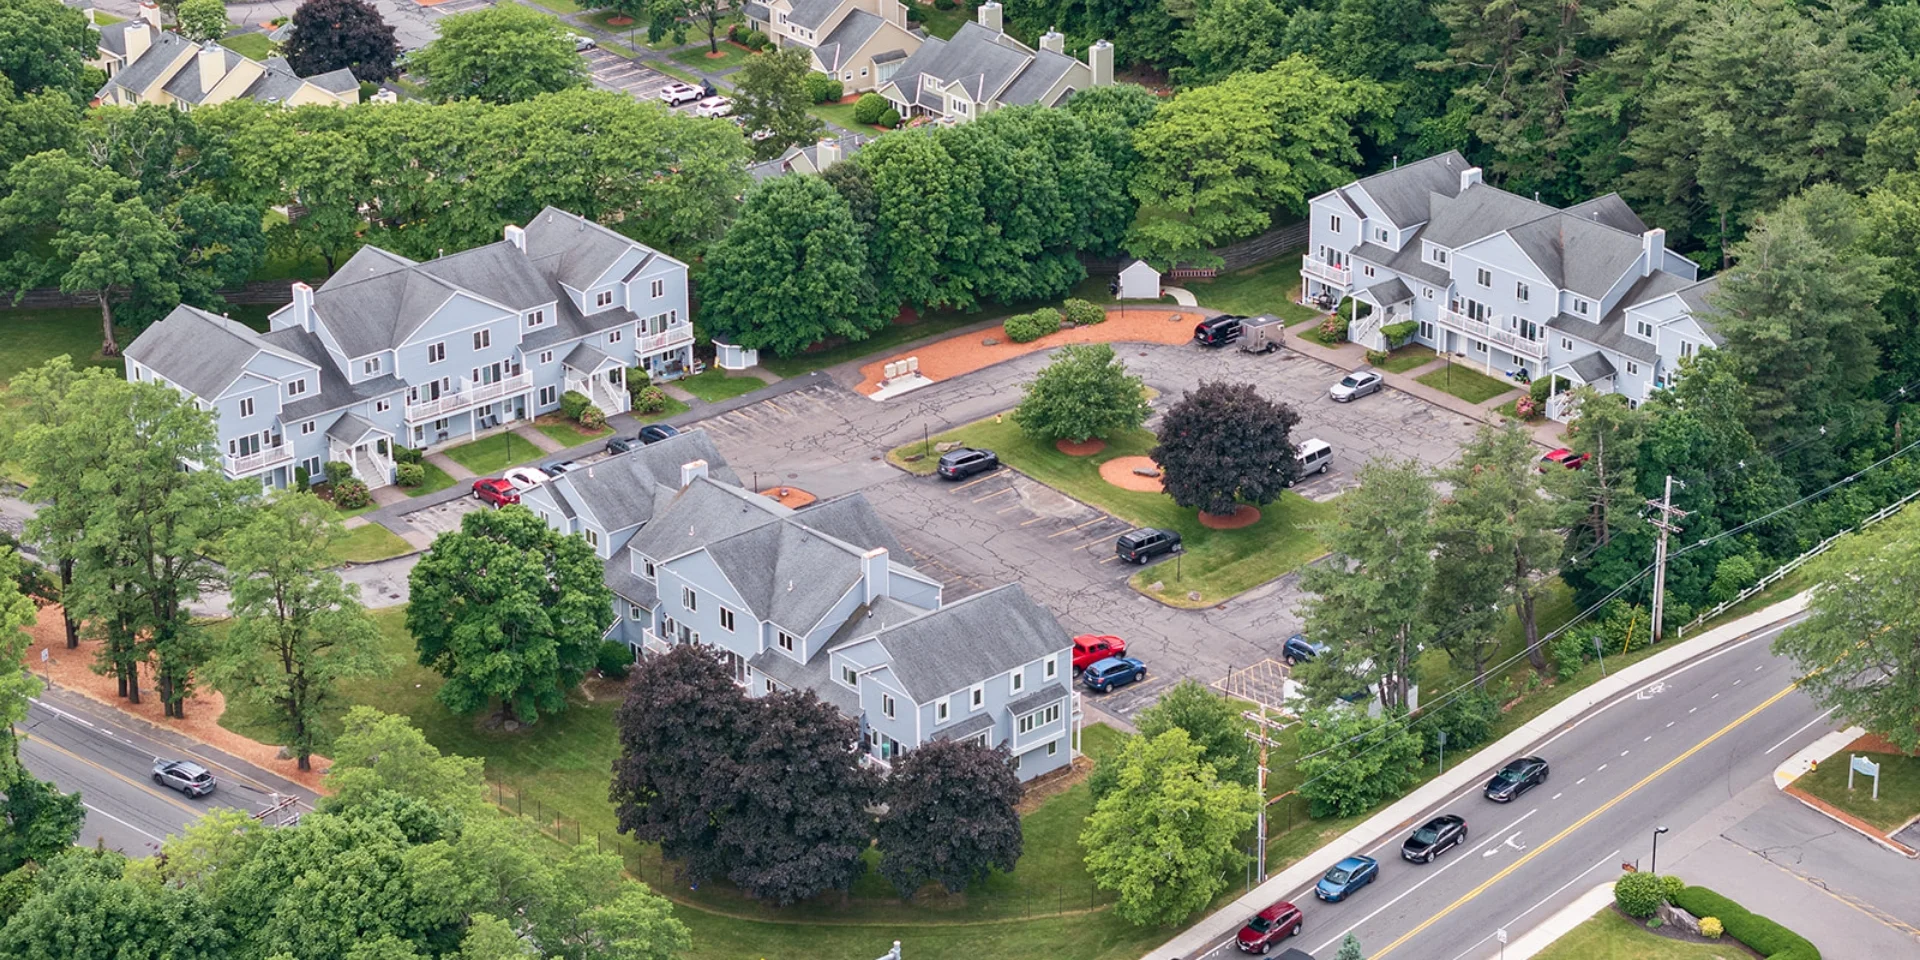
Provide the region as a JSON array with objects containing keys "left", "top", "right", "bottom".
[{"left": 1295, "top": 438, "right": 1333, "bottom": 478}]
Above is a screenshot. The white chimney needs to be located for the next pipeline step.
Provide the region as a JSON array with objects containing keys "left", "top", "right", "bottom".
[
  {"left": 1641, "top": 227, "right": 1666, "bottom": 277},
  {"left": 680, "top": 459, "right": 708, "bottom": 488},
  {"left": 123, "top": 19, "right": 152, "bottom": 64},
  {"left": 861, "top": 547, "right": 890, "bottom": 604},
  {"left": 503, "top": 224, "right": 526, "bottom": 252},
  {"left": 977, "top": 1, "right": 1003, "bottom": 33},
  {"left": 1088, "top": 40, "right": 1114, "bottom": 87},
  {"left": 289, "top": 281, "right": 315, "bottom": 332},
  {"left": 815, "top": 137, "right": 840, "bottom": 169},
  {"left": 197, "top": 41, "right": 227, "bottom": 95},
  {"left": 1459, "top": 167, "right": 1484, "bottom": 193},
  {"left": 1040, "top": 30, "right": 1065, "bottom": 54},
  {"left": 138, "top": 0, "right": 162, "bottom": 29},
  {"left": 85, "top": 7, "right": 96, "bottom": 24}
]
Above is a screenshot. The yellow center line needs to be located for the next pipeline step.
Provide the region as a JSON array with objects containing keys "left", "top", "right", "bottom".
[
  {"left": 1372, "top": 679, "right": 1803, "bottom": 958},
  {"left": 21, "top": 731, "right": 204, "bottom": 817}
]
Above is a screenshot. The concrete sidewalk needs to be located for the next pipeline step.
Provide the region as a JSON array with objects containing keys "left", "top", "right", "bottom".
[{"left": 1144, "top": 591, "right": 1812, "bottom": 960}]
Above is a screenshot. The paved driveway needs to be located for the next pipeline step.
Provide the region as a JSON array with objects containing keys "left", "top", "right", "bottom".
[{"left": 582, "top": 47, "right": 685, "bottom": 104}]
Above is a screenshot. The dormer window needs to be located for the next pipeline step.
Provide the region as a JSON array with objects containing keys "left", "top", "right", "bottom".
[
  {"left": 363, "top": 357, "right": 381, "bottom": 375},
  {"left": 286, "top": 378, "right": 307, "bottom": 398},
  {"left": 841, "top": 665, "right": 858, "bottom": 687},
  {"left": 642, "top": 559, "right": 655, "bottom": 579},
  {"left": 595, "top": 290, "right": 614, "bottom": 308},
  {"left": 1635, "top": 319, "right": 1654, "bottom": 338},
  {"left": 1374, "top": 227, "right": 1389, "bottom": 243},
  {"left": 527, "top": 309, "right": 546, "bottom": 329},
  {"left": 924, "top": 75, "right": 938, "bottom": 91}
]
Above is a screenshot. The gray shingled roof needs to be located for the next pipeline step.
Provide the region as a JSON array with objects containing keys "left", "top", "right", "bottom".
[
  {"left": 418, "top": 241, "right": 555, "bottom": 311},
  {"left": 124, "top": 304, "right": 311, "bottom": 401},
  {"left": 814, "top": 8, "right": 883, "bottom": 72},
  {"left": 785, "top": 0, "right": 844, "bottom": 30},
  {"left": 749, "top": 646, "right": 859, "bottom": 714},
  {"left": 870, "top": 583, "right": 1071, "bottom": 702},
  {"left": 310, "top": 245, "right": 466, "bottom": 359},
  {"left": 326, "top": 412, "right": 384, "bottom": 444},
  {"left": 1340, "top": 151, "right": 1468, "bottom": 227},
  {"left": 631, "top": 476, "right": 790, "bottom": 562},
  {"left": 1505, "top": 213, "right": 1647, "bottom": 299},
  {"left": 306, "top": 67, "right": 358, "bottom": 94},
  {"left": 1675, "top": 276, "right": 1724, "bottom": 345},
  {"left": 545, "top": 429, "right": 739, "bottom": 532},
  {"left": 931, "top": 710, "right": 995, "bottom": 742},
  {"left": 606, "top": 555, "right": 658, "bottom": 609},
  {"left": 241, "top": 66, "right": 308, "bottom": 104},
  {"left": 822, "top": 595, "right": 930, "bottom": 650},
  {"left": 1360, "top": 277, "right": 1412, "bottom": 305},
  {"left": 521, "top": 206, "right": 640, "bottom": 291},
  {"left": 96, "top": 20, "right": 134, "bottom": 58},
  {"left": 521, "top": 296, "right": 639, "bottom": 351},
  {"left": 260, "top": 326, "right": 407, "bottom": 419},
  {"left": 1006, "top": 687, "right": 1066, "bottom": 719},
  {"left": 1423, "top": 185, "right": 1554, "bottom": 249},
  {"left": 97, "top": 30, "right": 194, "bottom": 100},
  {"left": 885, "top": 23, "right": 1036, "bottom": 109},
  {"left": 1546, "top": 309, "right": 1659, "bottom": 363},
  {"left": 1566, "top": 352, "right": 1616, "bottom": 384},
  {"left": 1564, "top": 194, "right": 1648, "bottom": 235},
  {"left": 748, "top": 133, "right": 867, "bottom": 181},
  {"left": 563, "top": 341, "right": 616, "bottom": 372},
  {"left": 742, "top": 0, "right": 770, "bottom": 21},
  {"left": 997, "top": 47, "right": 1076, "bottom": 106},
  {"left": 795, "top": 492, "right": 904, "bottom": 556},
  {"left": 705, "top": 521, "right": 865, "bottom": 634},
  {"left": 1352, "top": 240, "right": 1450, "bottom": 288}
]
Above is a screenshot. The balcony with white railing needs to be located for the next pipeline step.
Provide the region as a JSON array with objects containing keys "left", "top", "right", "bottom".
[
  {"left": 641, "top": 627, "right": 672, "bottom": 657},
  {"left": 635, "top": 326, "right": 695, "bottom": 356},
  {"left": 1436, "top": 307, "right": 1549, "bottom": 360},
  {"left": 860, "top": 751, "right": 893, "bottom": 776},
  {"left": 404, "top": 371, "right": 534, "bottom": 423},
  {"left": 224, "top": 444, "right": 293, "bottom": 477},
  {"left": 1301, "top": 254, "right": 1352, "bottom": 288}
]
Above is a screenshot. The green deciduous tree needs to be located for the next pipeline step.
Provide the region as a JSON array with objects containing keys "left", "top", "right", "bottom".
[
  {"left": 1299, "top": 459, "right": 1434, "bottom": 712},
  {"left": 0, "top": 546, "right": 44, "bottom": 790},
  {"left": 0, "top": 77, "right": 80, "bottom": 174},
  {"left": 413, "top": 3, "right": 586, "bottom": 104},
  {"left": 1061, "top": 82, "right": 1160, "bottom": 192},
  {"left": 211, "top": 493, "right": 392, "bottom": 770},
  {"left": 1294, "top": 707, "right": 1426, "bottom": 818},
  {"left": 1128, "top": 57, "right": 1389, "bottom": 265},
  {"left": 1774, "top": 508, "right": 1920, "bottom": 752},
  {"left": 0, "top": 0, "right": 98, "bottom": 102},
  {"left": 697, "top": 174, "right": 886, "bottom": 356},
  {"left": 1135, "top": 679, "right": 1258, "bottom": 788},
  {"left": 0, "top": 775, "right": 84, "bottom": 874},
  {"left": 876, "top": 739, "right": 1023, "bottom": 898},
  {"left": 1152, "top": 381, "right": 1301, "bottom": 517},
  {"left": 1003, "top": 0, "right": 1182, "bottom": 72},
  {"left": 730, "top": 47, "right": 822, "bottom": 161},
  {"left": 859, "top": 132, "right": 958, "bottom": 309},
  {"left": 176, "top": 0, "right": 229, "bottom": 43},
  {"left": 1561, "top": 388, "right": 1646, "bottom": 559},
  {"left": 1012, "top": 343, "right": 1150, "bottom": 445},
  {"left": 324, "top": 706, "right": 486, "bottom": 813},
  {"left": 1176, "top": 0, "right": 1288, "bottom": 87},
  {"left": 1430, "top": 0, "right": 1596, "bottom": 202},
  {"left": 407, "top": 506, "right": 613, "bottom": 724},
  {"left": 284, "top": 0, "right": 400, "bottom": 82},
  {"left": 1080, "top": 728, "right": 1258, "bottom": 926}
]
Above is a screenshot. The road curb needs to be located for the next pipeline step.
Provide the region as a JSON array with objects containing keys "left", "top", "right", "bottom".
[
  {"left": 1146, "top": 591, "right": 1811, "bottom": 960},
  {"left": 1500, "top": 882, "right": 1615, "bottom": 960},
  {"left": 1771, "top": 727, "right": 1919, "bottom": 858}
]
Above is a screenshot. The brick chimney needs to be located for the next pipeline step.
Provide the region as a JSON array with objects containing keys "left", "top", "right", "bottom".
[{"left": 137, "top": 0, "right": 162, "bottom": 29}]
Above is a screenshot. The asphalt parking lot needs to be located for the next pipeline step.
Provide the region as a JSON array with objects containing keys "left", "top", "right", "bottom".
[
  {"left": 582, "top": 48, "right": 689, "bottom": 105},
  {"left": 402, "top": 493, "right": 489, "bottom": 537}
]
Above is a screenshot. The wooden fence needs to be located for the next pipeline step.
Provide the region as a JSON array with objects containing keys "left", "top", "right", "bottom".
[{"left": 1081, "top": 218, "right": 1310, "bottom": 276}]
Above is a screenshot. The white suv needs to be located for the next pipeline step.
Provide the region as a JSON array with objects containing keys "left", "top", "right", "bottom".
[
  {"left": 658, "top": 82, "right": 704, "bottom": 106},
  {"left": 693, "top": 96, "right": 733, "bottom": 118}
]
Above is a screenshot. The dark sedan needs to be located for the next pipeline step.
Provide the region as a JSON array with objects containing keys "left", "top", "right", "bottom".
[
  {"left": 1486, "top": 756, "right": 1550, "bottom": 802},
  {"left": 1401, "top": 814, "right": 1467, "bottom": 863}
]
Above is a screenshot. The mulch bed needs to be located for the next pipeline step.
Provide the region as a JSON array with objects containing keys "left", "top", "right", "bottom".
[
  {"left": 1054, "top": 438, "right": 1106, "bottom": 457},
  {"left": 1099, "top": 455, "right": 1162, "bottom": 492},
  {"left": 759, "top": 485, "right": 817, "bottom": 509},
  {"left": 854, "top": 306, "right": 1209, "bottom": 395},
  {"left": 1199, "top": 505, "right": 1261, "bottom": 530}
]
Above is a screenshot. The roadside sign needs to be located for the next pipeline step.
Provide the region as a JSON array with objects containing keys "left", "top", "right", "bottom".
[
  {"left": 1496, "top": 928, "right": 1508, "bottom": 944},
  {"left": 1850, "top": 754, "right": 1883, "bottom": 800},
  {"left": 1852, "top": 755, "right": 1881, "bottom": 777}
]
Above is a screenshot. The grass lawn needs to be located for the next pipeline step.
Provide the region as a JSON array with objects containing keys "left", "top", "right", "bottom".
[
  {"left": 1534, "top": 908, "right": 1749, "bottom": 960},
  {"left": 403, "top": 461, "right": 459, "bottom": 498},
  {"left": 670, "top": 42, "right": 753, "bottom": 70},
  {"left": 889, "top": 419, "right": 1333, "bottom": 606},
  {"left": 0, "top": 308, "right": 122, "bottom": 386},
  {"left": 533, "top": 416, "right": 614, "bottom": 448},
  {"left": 1372, "top": 344, "right": 1437, "bottom": 374},
  {"left": 676, "top": 369, "right": 766, "bottom": 403},
  {"left": 1416, "top": 362, "right": 1520, "bottom": 405},
  {"left": 328, "top": 524, "right": 414, "bottom": 565},
  {"left": 529, "top": 0, "right": 584, "bottom": 13},
  {"left": 220, "top": 33, "right": 277, "bottom": 60},
  {"left": 441, "top": 432, "right": 544, "bottom": 476},
  {"left": 1180, "top": 255, "right": 1323, "bottom": 325},
  {"left": 1795, "top": 750, "right": 1920, "bottom": 833},
  {"left": 809, "top": 98, "right": 885, "bottom": 132},
  {"left": 93, "top": 9, "right": 124, "bottom": 23},
  {"left": 635, "top": 395, "right": 691, "bottom": 423},
  {"left": 652, "top": 61, "right": 708, "bottom": 86},
  {"left": 912, "top": 1, "right": 974, "bottom": 40}
]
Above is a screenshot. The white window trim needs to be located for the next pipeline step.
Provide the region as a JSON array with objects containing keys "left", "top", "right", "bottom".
[
  {"left": 300, "top": 421, "right": 315, "bottom": 435},
  {"left": 935, "top": 701, "right": 949, "bottom": 723},
  {"left": 1044, "top": 658, "right": 1057, "bottom": 680},
  {"left": 720, "top": 606, "right": 735, "bottom": 632},
  {"left": 239, "top": 397, "right": 254, "bottom": 418},
  {"left": 882, "top": 693, "right": 895, "bottom": 719},
  {"left": 1010, "top": 670, "right": 1024, "bottom": 694},
  {"left": 969, "top": 683, "right": 984, "bottom": 710}
]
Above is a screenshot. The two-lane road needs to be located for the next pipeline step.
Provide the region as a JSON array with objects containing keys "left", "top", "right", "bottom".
[
  {"left": 17, "top": 688, "right": 318, "bottom": 855},
  {"left": 1195, "top": 617, "right": 1917, "bottom": 960}
]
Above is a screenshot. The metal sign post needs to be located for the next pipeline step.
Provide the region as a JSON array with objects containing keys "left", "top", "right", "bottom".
[
  {"left": 1496, "top": 927, "right": 1508, "bottom": 960},
  {"left": 1437, "top": 729, "right": 1448, "bottom": 775},
  {"left": 1592, "top": 636, "right": 1606, "bottom": 676}
]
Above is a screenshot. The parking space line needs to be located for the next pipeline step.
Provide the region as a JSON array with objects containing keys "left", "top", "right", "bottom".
[
  {"left": 950, "top": 472, "right": 1003, "bottom": 492},
  {"left": 1019, "top": 516, "right": 1049, "bottom": 526},
  {"left": 972, "top": 487, "right": 1015, "bottom": 503},
  {"left": 1047, "top": 516, "right": 1110, "bottom": 538}
]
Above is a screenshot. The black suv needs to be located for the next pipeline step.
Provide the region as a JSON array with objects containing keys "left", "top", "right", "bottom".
[
  {"left": 1194, "top": 315, "right": 1246, "bottom": 347},
  {"left": 937, "top": 447, "right": 999, "bottom": 480},
  {"left": 1115, "top": 527, "right": 1182, "bottom": 564}
]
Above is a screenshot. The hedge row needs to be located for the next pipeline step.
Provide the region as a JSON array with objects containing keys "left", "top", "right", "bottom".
[
  {"left": 1671, "top": 885, "right": 1820, "bottom": 960},
  {"left": 1004, "top": 307, "right": 1062, "bottom": 343}
]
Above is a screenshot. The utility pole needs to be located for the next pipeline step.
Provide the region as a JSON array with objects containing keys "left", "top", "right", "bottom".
[
  {"left": 1256, "top": 702, "right": 1269, "bottom": 882},
  {"left": 1647, "top": 476, "right": 1688, "bottom": 643}
]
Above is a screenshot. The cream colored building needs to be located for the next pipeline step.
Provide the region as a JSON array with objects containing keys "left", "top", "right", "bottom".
[
  {"left": 90, "top": 2, "right": 357, "bottom": 109},
  {"left": 742, "top": 0, "right": 922, "bottom": 93}
]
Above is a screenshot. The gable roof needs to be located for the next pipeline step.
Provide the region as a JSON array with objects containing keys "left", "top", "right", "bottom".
[
  {"left": 1423, "top": 184, "right": 1554, "bottom": 249},
  {"left": 794, "top": 492, "right": 904, "bottom": 557},
  {"left": 630, "top": 475, "right": 791, "bottom": 562},
  {"left": 1340, "top": 150, "right": 1469, "bottom": 227},
  {"left": 543, "top": 429, "right": 740, "bottom": 532},
  {"left": 997, "top": 47, "right": 1078, "bottom": 107},
  {"left": 1504, "top": 212, "right": 1648, "bottom": 299},
  {"left": 812, "top": 8, "right": 884, "bottom": 72},
  {"left": 1674, "top": 276, "right": 1724, "bottom": 344},
  {"left": 748, "top": 133, "right": 868, "bottom": 181},
  {"left": 884, "top": 22, "right": 1036, "bottom": 109},
  {"left": 416, "top": 240, "right": 555, "bottom": 311},
  {"left": 311, "top": 262, "right": 465, "bottom": 359},
  {"left": 96, "top": 30, "right": 194, "bottom": 100},
  {"left": 259, "top": 326, "right": 406, "bottom": 419},
  {"left": 785, "top": 0, "right": 846, "bottom": 30},
  {"left": 125, "top": 304, "right": 313, "bottom": 400},
  {"left": 521, "top": 206, "right": 651, "bottom": 291},
  {"left": 705, "top": 520, "right": 866, "bottom": 633},
  {"left": 867, "top": 583, "right": 1070, "bottom": 702}
]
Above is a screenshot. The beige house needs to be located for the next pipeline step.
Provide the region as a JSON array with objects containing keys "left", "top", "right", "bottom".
[
  {"left": 875, "top": 3, "right": 1113, "bottom": 123},
  {"left": 90, "top": 2, "right": 357, "bottom": 109},
  {"left": 742, "top": 0, "right": 922, "bottom": 93}
]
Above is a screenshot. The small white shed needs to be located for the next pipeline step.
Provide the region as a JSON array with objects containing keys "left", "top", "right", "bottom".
[
  {"left": 1116, "top": 259, "right": 1162, "bottom": 301},
  {"left": 713, "top": 340, "right": 759, "bottom": 371}
]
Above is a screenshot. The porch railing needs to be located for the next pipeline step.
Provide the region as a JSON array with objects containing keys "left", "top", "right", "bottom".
[
  {"left": 404, "top": 371, "right": 533, "bottom": 423},
  {"left": 224, "top": 444, "right": 293, "bottom": 477},
  {"left": 1437, "top": 307, "right": 1548, "bottom": 360},
  {"left": 1301, "top": 254, "right": 1352, "bottom": 287}
]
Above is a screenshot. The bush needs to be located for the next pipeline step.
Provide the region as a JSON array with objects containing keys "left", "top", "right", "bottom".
[
  {"left": 1317, "top": 313, "right": 1350, "bottom": 343},
  {"left": 1420, "top": 686, "right": 1499, "bottom": 761},
  {"left": 803, "top": 72, "right": 843, "bottom": 103},
  {"left": 905, "top": 4, "right": 922, "bottom": 20},
  {"left": 626, "top": 366, "right": 651, "bottom": 396},
  {"left": 1365, "top": 349, "right": 1389, "bottom": 365},
  {"left": 1671, "top": 884, "right": 1820, "bottom": 960},
  {"left": 1333, "top": 296, "right": 1372, "bottom": 322},
  {"left": 395, "top": 462, "right": 426, "bottom": 488},
  {"left": 633, "top": 386, "right": 671, "bottom": 415},
  {"left": 1380, "top": 319, "right": 1418, "bottom": 347},
  {"left": 1061, "top": 298, "right": 1105, "bottom": 326},
  {"left": 1660, "top": 874, "right": 1685, "bottom": 901},
  {"left": 332, "top": 477, "right": 372, "bottom": 510},
  {"left": 1549, "top": 632, "right": 1590, "bottom": 682},
  {"left": 727, "top": 22, "right": 744, "bottom": 42},
  {"left": 879, "top": 107, "right": 901, "bottom": 128},
  {"left": 1709, "top": 554, "right": 1758, "bottom": 603},
  {"left": 393, "top": 445, "right": 424, "bottom": 465},
  {"left": 560, "top": 389, "right": 592, "bottom": 421},
  {"left": 1614, "top": 871, "right": 1666, "bottom": 918},
  {"left": 1700, "top": 917, "right": 1724, "bottom": 939},
  {"left": 1529, "top": 377, "right": 1553, "bottom": 404},
  {"left": 1295, "top": 708, "right": 1426, "bottom": 818},
  {"left": 853, "top": 92, "right": 888, "bottom": 124},
  {"left": 1646, "top": 917, "right": 1663, "bottom": 930},
  {"left": 742, "top": 29, "right": 769, "bottom": 49},
  {"left": 295, "top": 465, "right": 311, "bottom": 488},
  {"left": 578, "top": 404, "right": 606, "bottom": 429},
  {"left": 596, "top": 639, "right": 633, "bottom": 680},
  {"left": 934, "top": 0, "right": 957, "bottom": 8},
  {"left": 1003, "top": 308, "right": 1062, "bottom": 343},
  {"left": 324, "top": 461, "right": 354, "bottom": 485}
]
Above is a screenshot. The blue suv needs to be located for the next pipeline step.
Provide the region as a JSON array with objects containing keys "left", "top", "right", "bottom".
[{"left": 1081, "top": 657, "right": 1147, "bottom": 694}]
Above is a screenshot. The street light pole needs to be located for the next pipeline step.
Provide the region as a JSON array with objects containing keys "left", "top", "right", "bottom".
[{"left": 1651, "top": 826, "right": 1669, "bottom": 875}]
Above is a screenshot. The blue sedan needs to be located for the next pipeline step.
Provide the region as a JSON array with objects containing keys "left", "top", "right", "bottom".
[
  {"left": 1081, "top": 657, "right": 1147, "bottom": 694},
  {"left": 1314, "top": 855, "right": 1379, "bottom": 902}
]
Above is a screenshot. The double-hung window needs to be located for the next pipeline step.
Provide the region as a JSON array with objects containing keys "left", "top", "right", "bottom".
[{"left": 473, "top": 330, "right": 491, "bottom": 351}]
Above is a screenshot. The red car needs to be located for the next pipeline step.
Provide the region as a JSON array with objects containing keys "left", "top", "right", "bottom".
[
  {"left": 1539, "top": 448, "right": 1589, "bottom": 471},
  {"left": 1072, "top": 634, "right": 1127, "bottom": 672},
  {"left": 472, "top": 477, "right": 521, "bottom": 506},
  {"left": 1236, "top": 898, "right": 1303, "bottom": 954}
]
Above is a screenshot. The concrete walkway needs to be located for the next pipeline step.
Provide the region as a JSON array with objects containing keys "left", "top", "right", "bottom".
[
  {"left": 511, "top": 424, "right": 565, "bottom": 455},
  {"left": 1162, "top": 286, "right": 1199, "bottom": 307},
  {"left": 423, "top": 451, "right": 473, "bottom": 481}
]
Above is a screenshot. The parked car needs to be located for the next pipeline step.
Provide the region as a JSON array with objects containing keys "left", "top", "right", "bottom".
[
  {"left": 1293, "top": 439, "right": 1333, "bottom": 480},
  {"left": 1329, "top": 369, "right": 1384, "bottom": 402},
  {"left": 658, "top": 81, "right": 703, "bottom": 106},
  {"left": 542, "top": 459, "right": 579, "bottom": 475},
  {"left": 569, "top": 32, "right": 595, "bottom": 51},
  {"left": 1235, "top": 899, "right": 1304, "bottom": 954},
  {"left": 1072, "top": 634, "right": 1127, "bottom": 672},
  {"left": 1194, "top": 315, "right": 1246, "bottom": 347},
  {"left": 1283, "top": 634, "right": 1327, "bottom": 666},
  {"left": 472, "top": 477, "right": 521, "bottom": 506},
  {"left": 1081, "top": 656, "right": 1147, "bottom": 693},
  {"left": 1485, "top": 756, "right": 1550, "bottom": 802},
  {"left": 1114, "top": 527, "right": 1181, "bottom": 564},
  {"left": 1401, "top": 814, "right": 1468, "bottom": 863},
  {"left": 693, "top": 96, "right": 733, "bottom": 118},
  {"left": 936, "top": 447, "right": 999, "bottom": 480},
  {"left": 501, "top": 466, "right": 551, "bottom": 491},
  {"left": 1539, "top": 448, "right": 1589, "bottom": 471},
  {"left": 1314, "top": 855, "right": 1379, "bottom": 901},
  {"left": 152, "top": 759, "right": 216, "bottom": 797},
  {"left": 639, "top": 423, "right": 680, "bottom": 445}
]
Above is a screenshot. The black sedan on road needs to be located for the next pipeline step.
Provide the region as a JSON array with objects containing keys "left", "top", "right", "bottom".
[
  {"left": 1486, "top": 756, "right": 1550, "bottom": 802},
  {"left": 1401, "top": 814, "right": 1467, "bottom": 863}
]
